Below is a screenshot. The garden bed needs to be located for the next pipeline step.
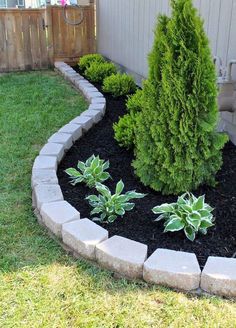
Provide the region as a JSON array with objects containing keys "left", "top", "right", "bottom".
[{"left": 58, "top": 69, "right": 236, "bottom": 269}]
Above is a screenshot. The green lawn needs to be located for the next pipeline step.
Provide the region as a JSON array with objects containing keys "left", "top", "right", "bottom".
[{"left": 0, "top": 71, "right": 235, "bottom": 328}]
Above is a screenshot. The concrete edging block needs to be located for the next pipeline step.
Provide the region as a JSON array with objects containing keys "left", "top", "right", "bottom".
[
  {"left": 40, "top": 201, "right": 80, "bottom": 237},
  {"left": 96, "top": 235, "right": 148, "bottom": 279},
  {"left": 143, "top": 249, "right": 201, "bottom": 291},
  {"left": 201, "top": 256, "right": 236, "bottom": 297},
  {"left": 62, "top": 218, "right": 108, "bottom": 260}
]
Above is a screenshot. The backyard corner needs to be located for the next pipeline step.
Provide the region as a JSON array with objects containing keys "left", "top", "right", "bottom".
[
  {"left": 0, "top": 70, "right": 234, "bottom": 328},
  {"left": 1, "top": 0, "right": 236, "bottom": 327}
]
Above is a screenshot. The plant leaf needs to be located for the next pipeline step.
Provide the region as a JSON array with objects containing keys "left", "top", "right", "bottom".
[
  {"left": 164, "top": 216, "right": 185, "bottom": 232},
  {"left": 65, "top": 168, "right": 81, "bottom": 177},
  {"left": 184, "top": 226, "right": 196, "bottom": 241},
  {"left": 152, "top": 203, "right": 175, "bottom": 214},
  {"left": 193, "top": 195, "right": 205, "bottom": 210},
  {"left": 116, "top": 180, "right": 124, "bottom": 195}
]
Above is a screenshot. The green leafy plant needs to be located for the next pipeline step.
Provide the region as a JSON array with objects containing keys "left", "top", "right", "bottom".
[
  {"left": 84, "top": 62, "right": 117, "bottom": 83},
  {"left": 102, "top": 73, "right": 136, "bottom": 97},
  {"left": 79, "top": 54, "right": 106, "bottom": 71},
  {"left": 65, "top": 155, "right": 111, "bottom": 188},
  {"left": 132, "top": 1, "right": 228, "bottom": 195},
  {"left": 86, "top": 180, "right": 145, "bottom": 223},
  {"left": 113, "top": 89, "right": 143, "bottom": 149},
  {"left": 152, "top": 193, "right": 214, "bottom": 241}
]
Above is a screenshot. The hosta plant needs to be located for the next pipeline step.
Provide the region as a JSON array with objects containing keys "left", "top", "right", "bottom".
[
  {"left": 152, "top": 193, "right": 214, "bottom": 241},
  {"left": 65, "top": 155, "right": 111, "bottom": 188},
  {"left": 86, "top": 180, "right": 145, "bottom": 223}
]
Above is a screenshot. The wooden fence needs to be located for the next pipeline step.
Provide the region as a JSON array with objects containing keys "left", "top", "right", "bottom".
[
  {"left": 96, "top": 0, "right": 236, "bottom": 83},
  {"left": 0, "top": 4, "right": 95, "bottom": 72}
]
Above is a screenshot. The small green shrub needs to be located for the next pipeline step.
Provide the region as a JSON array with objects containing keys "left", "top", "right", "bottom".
[
  {"left": 152, "top": 193, "right": 214, "bottom": 241},
  {"left": 133, "top": 1, "right": 228, "bottom": 195},
  {"left": 113, "top": 114, "right": 135, "bottom": 149},
  {"left": 113, "top": 89, "right": 143, "bottom": 149},
  {"left": 79, "top": 54, "right": 105, "bottom": 71},
  {"left": 65, "top": 155, "right": 111, "bottom": 188},
  {"left": 86, "top": 180, "right": 145, "bottom": 223},
  {"left": 84, "top": 62, "right": 117, "bottom": 83},
  {"left": 102, "top": 73, "right": 136, "bottom": 97}
]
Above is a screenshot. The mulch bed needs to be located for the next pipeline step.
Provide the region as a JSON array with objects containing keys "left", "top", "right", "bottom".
[{"left": 58, "top": 69, "right": 236, "bottom": 268}]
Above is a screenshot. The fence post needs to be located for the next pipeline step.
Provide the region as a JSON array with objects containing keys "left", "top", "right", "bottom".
[{"left": 45, "top": 5, "right": 54, "bottom": 67}]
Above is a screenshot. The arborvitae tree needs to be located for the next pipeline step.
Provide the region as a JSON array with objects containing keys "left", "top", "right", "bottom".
[{"left": 133, "top": 0, "right": 228, "bottom": 195}]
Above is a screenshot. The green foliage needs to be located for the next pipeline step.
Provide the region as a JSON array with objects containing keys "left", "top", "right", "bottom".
[
  {"left": 84, "top": 62, "right": 117, "bottom": 83},
  {"left": 1, "top": 72, "right": 236, "bottom": 327},
  {"left": 113, "top": 114, "right": 135, "bottom": 149},
  {"left": 113, "top": 89, "right": 143, "bottom": 149},
  {"left": 152, "top": 192, "right": 214, "bottom": 241},
  {"left": 65, "top": 155, "right": 111, "bottom": 188},
  {"left": 102, "top": 73, "right": 136, "bottom": 97},
  {"left": 86, "top": 180, "right": 145, "bottom": 223},
  {"left": 133, "top": 0, "right": 228, "bottom": 195},
  {"left": 79, "top": 54, "right": 105, "bottom": 71}
]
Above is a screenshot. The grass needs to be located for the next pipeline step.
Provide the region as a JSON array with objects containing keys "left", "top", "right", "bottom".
[{"left": 0, "top": 71, "right": 235, "bottom": 328}]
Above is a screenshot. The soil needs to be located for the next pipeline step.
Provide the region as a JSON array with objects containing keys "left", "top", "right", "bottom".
[{"left": 58, "top": 69, "right": 236, "bottom": 268}]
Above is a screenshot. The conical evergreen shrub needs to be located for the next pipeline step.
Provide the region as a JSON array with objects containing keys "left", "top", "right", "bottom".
[{"left": 133, "top": 0, "right": 228, "bottom": 195}]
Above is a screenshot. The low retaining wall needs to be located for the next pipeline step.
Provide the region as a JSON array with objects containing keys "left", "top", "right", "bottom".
[{"left": 31, "top": 62, "right": 236, "bottom": 299}]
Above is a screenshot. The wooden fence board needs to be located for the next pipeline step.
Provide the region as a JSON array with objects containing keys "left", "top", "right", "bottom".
[
  {"left": 0, "top": 4, "right": 95, "bottom": 72},
  {"left": 0, "top": 14, "right": 8, "bottom": 72}
]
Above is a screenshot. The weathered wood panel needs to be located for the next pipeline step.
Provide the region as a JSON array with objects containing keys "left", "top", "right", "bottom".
[
  {"left": 50, "top": 4, "right": 95, "bottom": 64},
  {"left": 0, "top": 4, "right": 95, "bottom": 72},
  {"left": 0, "top": 9, "right": 47, "bottom": 72},
  {"left": 97, "top": 0, "right": 236, "bottom": 82}
]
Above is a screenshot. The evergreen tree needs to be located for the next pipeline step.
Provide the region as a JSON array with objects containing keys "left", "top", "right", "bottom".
[{"left": 133, "top": 0, "right": 228, "bottom": 195}]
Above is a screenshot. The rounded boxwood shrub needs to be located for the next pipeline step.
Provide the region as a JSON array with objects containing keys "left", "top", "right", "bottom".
[
  {"left": 113, "top": 89, "right": 143, "bottom": 149},
  {"left": 102, "top": 73, "right": 136, "bottom": 97},
  {"left": 132, "top": 0, "right": 228, "bottom": 195},
  {"left": 79, "top": 54, "right": 105, "bottom": 72},
  {"left": 84, "top": 62, "right": 117, "bottom": 83}
]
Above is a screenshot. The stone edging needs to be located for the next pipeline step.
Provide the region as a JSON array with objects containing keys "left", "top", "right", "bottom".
[{"left": 31, "top": 61, "right": 236, "bottom": 299}]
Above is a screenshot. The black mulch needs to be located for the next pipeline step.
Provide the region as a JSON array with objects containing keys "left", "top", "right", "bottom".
[{"left": 58, "top": 72, "right": 236, "bottom": 268}]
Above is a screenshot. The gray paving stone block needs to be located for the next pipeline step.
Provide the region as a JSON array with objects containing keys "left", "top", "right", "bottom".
[
  {"left": 33, "top": 184, "right": 63, "bottom": 209},
  {"left": 62, "top": 218, "right": 108, "bottom": 260},
  {"left": 69, "top": 115, "right": 93, "bottom": 131},
  {"left": 201, "top": 256, "right": 236, "bottom": 297},
  {"left": 96, "top": 235, "right": 148, "bottom": 279},
  {"left": 86, "top": 91, "right": 104, "bottom": 102},
  {"left": 31, "top": 169, "right": 58, "bottom": 188},
  {"left": 143, "top": 249, "right": 201, "bottom": 291},
  {"left": 83, "top": 87, "right": 99, "bottom": 96},
  {"left": 79, "top": 85, "right": 96, "bottom": 97},
  {"left": 39, "top": 143, "right": 65, "bottom": 162},
  {"left": 40, "top": 201, "right": 80, "bottom": 237},
  {"left": 91, "top": 97, "right": 106, "bottom": 105},
  {"left": 58, "top": 124, "right": 83, "bottom": 142},
  {"left": 88, "top": 103, "right": 106, "bottom": 115},
  {"left": 48, "top": 132, "right": 73, "bottom": 150},
  {"left": 33, "top": 156, "right": 57, "bottom": 170},
  {"left": 54, "top": 62, "right": 68, "bottom": 69},
  {"left": 80, "top": 109, "right": 103, "bottom": 123}
]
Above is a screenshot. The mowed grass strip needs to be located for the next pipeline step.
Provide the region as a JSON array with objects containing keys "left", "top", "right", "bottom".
[{"left": 0, "top": 71, "right": 235, "bottom": 328}]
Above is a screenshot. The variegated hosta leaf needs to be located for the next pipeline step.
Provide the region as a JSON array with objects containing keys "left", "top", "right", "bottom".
[
  {"left": 153, "top": 192, "right": 214, "bottom": 241},
  {"left": 66, "top": 154, "right": 111, "bottom": 188},
  {"left": 86, "top": 180, "right": 145, "bottom": 223},
  {"left": 152, "top": 203, "right": 175, "bottom": 214},
  {"left": 164, "top": 216, "right": 185, "bottom": 232}
]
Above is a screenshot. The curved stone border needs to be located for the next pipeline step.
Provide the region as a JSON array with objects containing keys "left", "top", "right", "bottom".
[{"left": 31, "top": 61, "right": 236, "bottom": 299}]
